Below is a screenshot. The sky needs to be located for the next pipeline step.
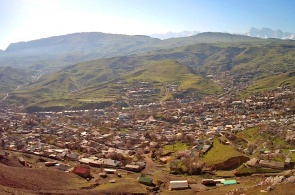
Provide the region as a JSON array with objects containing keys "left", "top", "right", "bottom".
[{"left": 0, "top": 0, "right": 295, "bottom": 50}]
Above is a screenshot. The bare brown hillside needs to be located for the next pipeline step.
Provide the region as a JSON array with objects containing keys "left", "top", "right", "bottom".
[{"left": 0, "top": 163, "right": 91, "bottom": 194}]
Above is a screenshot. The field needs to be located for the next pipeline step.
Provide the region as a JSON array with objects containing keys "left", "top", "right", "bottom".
[
  {"left": 236, "top": 127, "right": 261, "bottom": 143},
  {"left": 164, "top": 142, "right": 189, "bottom": 152}
]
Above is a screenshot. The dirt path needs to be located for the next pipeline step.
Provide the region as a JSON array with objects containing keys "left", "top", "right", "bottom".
[{"left": 142, "top": 154, "right": 157, "bottom": 174}]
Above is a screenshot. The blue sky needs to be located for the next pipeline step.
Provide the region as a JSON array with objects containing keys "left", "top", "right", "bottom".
[{"left": 0, "top": 0, "right": 294, "bottom": 50}]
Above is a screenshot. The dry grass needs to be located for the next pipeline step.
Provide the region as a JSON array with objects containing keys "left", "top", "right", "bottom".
[{"left": 0, "top": 163, "right": 90, "bottom": 193}]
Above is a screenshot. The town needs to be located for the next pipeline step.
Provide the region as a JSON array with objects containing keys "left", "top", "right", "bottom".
[{"left": 0, "top": 74, "right": 295, "bottom": 194}]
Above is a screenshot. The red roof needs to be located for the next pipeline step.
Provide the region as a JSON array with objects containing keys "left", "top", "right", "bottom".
[{"left": 73, "top": 167, "right": 89, "bottom": 174}]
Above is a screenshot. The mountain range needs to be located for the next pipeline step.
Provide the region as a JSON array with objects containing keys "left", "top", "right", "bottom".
[
  {"left": 246, "top": 27, "right": 295, "bottom": 39},
  {"left": 150, "top": 28, "right": 295, "bottom": 40},
  {"left": 0, "top": 31, "right": 294, "bottom": 111},
  {"left": 0, "top": 32, "right": 260, "bottom": 71}
]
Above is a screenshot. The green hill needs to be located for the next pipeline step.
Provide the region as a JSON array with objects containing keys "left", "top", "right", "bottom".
[
  {"left": 0, "top": 32, "right": 265, "bottom": 71},
  {"left": 124, "top": 59, "right": 220, "bottom": 94},
  {"left": 144, "top": 41, "right": 295, "bottom": 85},
  {"left": 3, "top": 33, "right": 295, "bottom": 111},
  {"left": 244, "top": 72, "right": 295, "bottom": 95},
  {"left": 9, "top": 57, "right": 221, "bottom": 111},
  {"left": 0, "top": 67, "right": 31, "bottom": 98}
]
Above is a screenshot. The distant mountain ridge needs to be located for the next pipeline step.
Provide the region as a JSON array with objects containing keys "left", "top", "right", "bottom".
[
  {"left": 246, "top": 27, "right": 295, "bottom": 39},
  {"left": 150, "top": 28, "right": 295, "bottom": 40},
  {"left": 3, "top": 32, "right": 160, "bottom": 59},
  {"left": 149, "top": 31, "right": 200, "bottom": 39},
  {"left": 0, "top": 32, "right": 265, "bottom": 104},
  {"left": 0, "top": 32, "right": 262, "bottom": 70},
  {"left": 7, "top": 38, "right": 295, "bottom": 111}
]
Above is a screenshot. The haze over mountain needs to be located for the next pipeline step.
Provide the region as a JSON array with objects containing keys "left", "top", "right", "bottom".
[
  {"left": 2, "top": 32, "right": 294, "bottom": 112},
  {"left": 149, "top": 31, "right": 200, "bottom": 39},
  {"left": 0, "top": 32, "right": 261, "bottom": 71},
  {"left": 2, "top": 0, "right": 295, "bottom": 51},
  {"left": 149, "top": 28, "right": 295, "bottom": 40},
  {"left": 246, "top": 27, "right": 295, "bottom": 39}
]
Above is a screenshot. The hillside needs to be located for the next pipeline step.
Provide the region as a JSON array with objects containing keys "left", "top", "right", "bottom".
[
  {"left": 143, "top": 41, "right": 295, "bottom": 90},
  {"left": 0, "top": 163, "right": 86, "bottom": 190},
  {"left": 123, "top": 59, "right": 220, "bottom": 94},
  {"left": 0, "top": 32, "right": 265, "bottom": 71},
  {"left": 10, "top": 58, "right": 220, "bottom": 111},
  {"left": 0, "top": 67, "right": 31, "bottom": 98},
  {"left": 0, "top": 162, "right": 99, "bottom": 195},
  {"left": 244, "top": 72, "right": 295, "bottom": 95},
  {"left": 0, "top": 32, "right": 159, "bottom": 69},
  {"left": 3, "top": 36, "right": 295, "bottom": 111},
  {"left": 149, "top": 41, "right": 295, "bottom": 75}
]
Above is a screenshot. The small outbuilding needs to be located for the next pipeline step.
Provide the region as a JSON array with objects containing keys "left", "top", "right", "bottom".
[
  {"left": 169, "top": 180, "right": 189, "bottom": 190},
  {"left": 138, "top": 176, "right": 153, "bottom": 186},
  {"left": 104, "top": 168, "right": 117, "bottom": 174},
  {"left": 246, "top": 157, "right": 259, "bottom": 167},
  {"left": 221, "top": 180, "right": 237, "bottom": 186},
  {"left": 18, "top": 157, "right": 26, "bottom": 166},
  {"left": 89, "top": 159, "right": 103, "bottom": 167},
  {"left": 285, "top": 157, "right": 291, "bottom": 167},
  {"left": 45, "top": 161, "right": 57, "bottom": 167},
  {"left": 201, "top": 179, "right": 215, "bottom": 186},
  {"left": 72, "top": 167, "right": 91, "bottom": 179},
  {"left": 56, "top": 164, "right": 72, "bottom": 172},
  {"left": 125, "top": 164, "right": 141, "bottom": 172},
  {"left": 99, "top": 172, "right": 107, "bottom": 178}
]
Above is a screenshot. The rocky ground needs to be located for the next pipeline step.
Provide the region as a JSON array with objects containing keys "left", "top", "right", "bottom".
[
  {"left": 0, "top": 151, "right": 294, "bottom": 195},
  {"left": 226, "top": 171, "right": 295, "bottom": 195}
]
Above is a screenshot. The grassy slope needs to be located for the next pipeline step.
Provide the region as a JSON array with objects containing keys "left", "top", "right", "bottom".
[
  {"left": 164, "top": 142, "right": 189, "bottom": 152},
  {"left": 244, "top": 72, "right": 295, "bottom": 95},
  {"left": 6, "top": 37, "right": 295, "bottom": 110},
  {"left": 125, "top": 59, "right": 221, "bottom": 92},
  {"left": 0, "top": 67, "right": 31, "bottom": 97},
  {"left": 12, "top": 58, "right": 221, "bottom": 110},
  {"left": 236, "top": 127, "right": 295, "bottom": 164},
  {"left": 236, "top": 127, "right": 289, "bottom": 149},
  {"left": 236, "top": 127, "right": 262, "bottom": 143},
  {"left": 202, "top": 138, "right": 243, "bottom": 165}
]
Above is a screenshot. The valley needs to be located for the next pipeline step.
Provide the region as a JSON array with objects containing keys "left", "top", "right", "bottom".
[
  {"left": 0, "top": 32, "right": 295, "bottom": 194},
  {"left": 1, "top": 33, "right": 295, "bottom": 112}
]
